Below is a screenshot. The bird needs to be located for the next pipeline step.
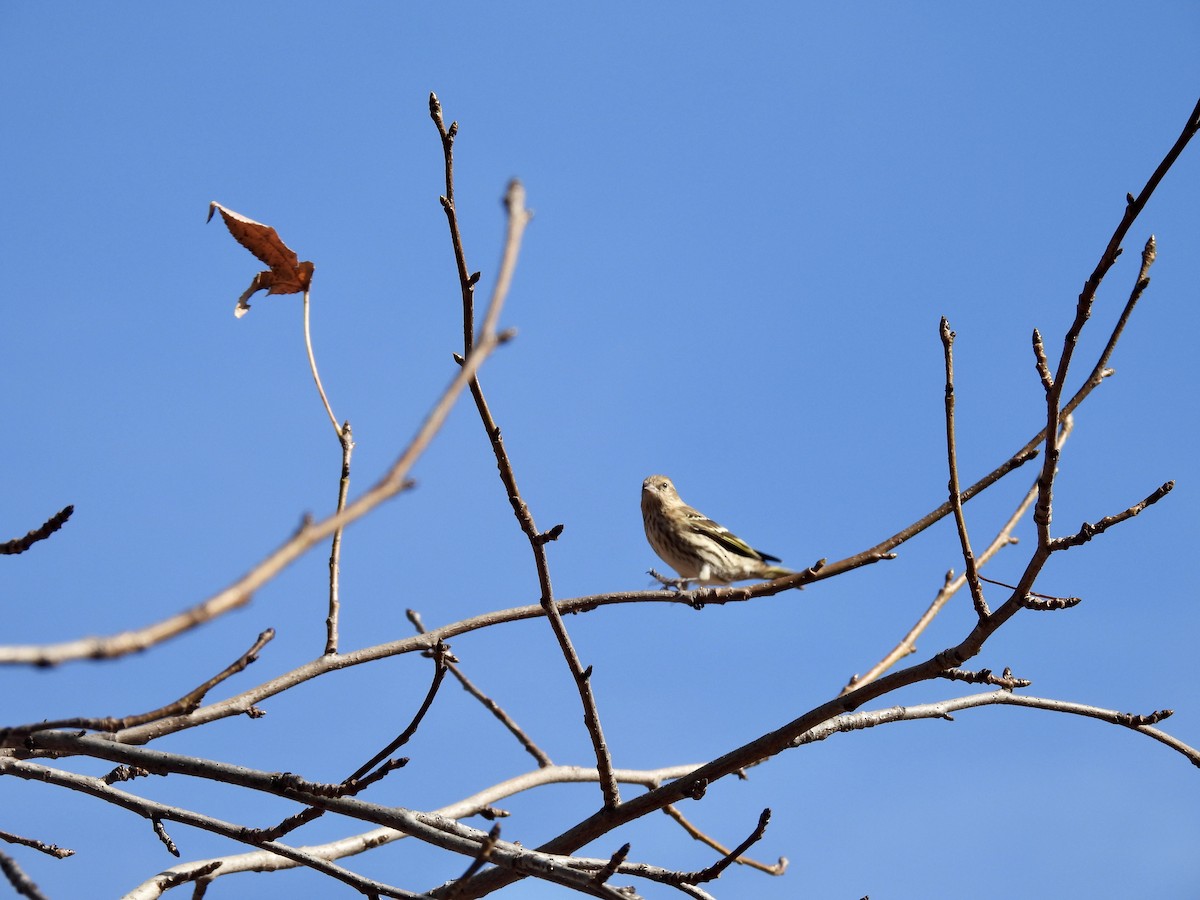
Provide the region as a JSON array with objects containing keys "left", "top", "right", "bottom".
[{"left": 641, "top": 474, "right": 794, "bottom": 587}]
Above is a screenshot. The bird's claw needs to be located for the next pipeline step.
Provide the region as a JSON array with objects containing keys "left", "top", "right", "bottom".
[{"left": 648, "top": 569, "right": 691, "bottom": 592}]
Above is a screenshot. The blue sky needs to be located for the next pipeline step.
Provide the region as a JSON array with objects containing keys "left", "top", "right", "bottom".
[{"left": 2, "top": 4, "right": 1198, "bottom": 898}]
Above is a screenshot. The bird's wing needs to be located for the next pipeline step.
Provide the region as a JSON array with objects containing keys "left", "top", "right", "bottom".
[{"left": 682, "top": 507, "right": 766, "bottom": 561}]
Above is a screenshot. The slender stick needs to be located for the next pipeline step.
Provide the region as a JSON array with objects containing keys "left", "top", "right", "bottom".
[
  {"left": 662, "top": 806, "right": 786, "bottom": 875},
  {"left": 0, "top": 850, "right": 49, "bottom": 900},
  {"left": 429, "top": 97, "right": 620, "bottom": 809},
  {"left": 302, "top": 290, "right": 341, "bottom": 438},
  {"left": 408, "top": 609, "right": 553, "bottom": 767},
  {"left": 0, "top": 758, "right": 423, "bottom": 899},
  {"left": 0, "top": 505, "right": 73, "bottom": 556},
  {"left": 0, "top": 629, "right": 274, "bottom": 742},
  {"left": 325, "top": 423, "right": 354, "bottom": 655},
  {"left": 302, "top": 288, "right": 354, "bottom": 654},
  {"left": 940, "top": 318, "right": 988, "bottom": 619},
  {"left": 0, "top": 830, "right": 73, "bottom": 860}
]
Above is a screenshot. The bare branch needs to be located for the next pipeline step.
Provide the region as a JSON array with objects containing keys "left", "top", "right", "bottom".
[
  {"left": 1049, "top": 481, "right": 1174, "bottom": 551},
  {"left": 1031, "top": 328, "right": 1053, "bottom": 392},
  {"left": 850, "top": 106, "right": 1190, "bottom": 583},
  {"left": 0, "top": 505, "right": 73, "bottom": 556},
  {"left": 125, "top": 764, "right": 703, "bottom": 898},
  {"left": 0, "top": 757, "right": 423, "bottom": 898},
  {"left": 0, "top": 849, "right": 49, "bottom": 900},
  {"left": 254, "top": 642, "right": 449, "bottom": 843},
  {"left": 0, "top": 629, "right": 273, "bottom": 745},
  {"left": 936, "top": 667, "right": 1031, "bottom": 690},
  {"left": 791, "top": 692, "right": 1200, "bottom": 768},
  {"left": 430, "top": 91, "right": 475, "bottom": 353},
  {"left": 1034, "top": 231, "right": 1166, "bottom": 553},
  {"left": 940, "top": 317, "right": 989, "bottom": 619},
  {"left": 151, "top": 817, "right": 180, "bottom": 857},
  {"left": 408, "top": 609, "right": 553, "bottom": 767},
  {"left": 325, "top": 421, "right": 355, "bottom": 655},
  {"left": 590, "top": 843, "right": 630, "bottom": 887},
  {"left": 662, "top": 806, "right": 787, "bottom": 876},
  {"left": 1016, "top": 593, "right": 1083, "bottom": 611},
  {"left": 843, "top": 416, "right": 1074, "bottom": 694},
  {"left": 971, "top": 576, "right": 1083, "bottom": 611},
  {"left": 7, "top": 746, "right": 635, "bottom": 899},
  {"left": 301, "top": 289, "right": 341, "bottom": 438},
  {"left": 430, "top": 100, "right": 618, "bottom": 809},
  {"left": 443, "top": 825, "right": 501, "bottom": 899},
  {"left": 346, "top": 640, "right": 452, "bottom": 784},
  {"left": 0, "top": 831, "right": 73, "bottom": 860},
  {"left": 674, "top": 808, "right": 772, "bottom": 885},
  {"left": 1087, "top": 234, "right": 1157, "bottom": 383}
]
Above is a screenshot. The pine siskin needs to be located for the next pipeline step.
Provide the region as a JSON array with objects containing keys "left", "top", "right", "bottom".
[{"left": 641, "top": 474, "right": 794, "bottom": 587}]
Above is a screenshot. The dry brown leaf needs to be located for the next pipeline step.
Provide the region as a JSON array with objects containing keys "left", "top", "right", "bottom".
[{"left": 208, "top": 202, "right": 315, "bottom": 317}]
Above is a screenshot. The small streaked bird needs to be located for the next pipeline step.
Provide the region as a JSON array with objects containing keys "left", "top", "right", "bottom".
[{"left": 641, "top": 474, "right": 794, "bottom": 587}]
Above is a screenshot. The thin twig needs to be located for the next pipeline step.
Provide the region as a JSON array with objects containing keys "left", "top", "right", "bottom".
[
  {"left": 0, "top": 629, "right": 274, "bottom": 745},
  {"left": 1049, "top": 481, "right": 1174, "bottom": 551},
  {"left": 831, "top": 172, "right": 1179, "bottom": 594},
  {"left": 302, "top": 289, "right": 341, "bottom": 438},
  {"left": 443, "top": 824, "right": 501, "bottom": 899},
  {"left": 429, "top": 92, "right": 475, "bottom": 354},
  {"left": 847, "top": 170, "right": 1172, "bottom": 695},
  {"left": 105, "top": 570, "right": 891, "bottom": 746},
  {"left": 590, "top": 844, "right": 631, "bottom": 887},
  {"left": 791, "top": 692, "right": 1200, "bottom": 767},
  {"left": 301, "top": 286, "right": 354, "bottom": 655},
  {"left": 124, "top": 763, "right": 705, "bottom": 899},
  {"left": 430, "top": 101, "right": 619, "bottom": 809},
  {"left": 940, "top": 317, "right": 988, "bottom": 619},
  {"left": 0, "top": 505, "right": 73, "bottom": 556},
  {"left": 325, "top": 422, "right": 354, "bottom": 655},
  {"left": 1031, "top": 95, "right": 1194, "bottom": 551},
  {"left": 5, "top": 744, "right": 640, "bottom": 900},
  {"left": 347, "top": 641, "right": 452, "bottom": 784},
  {"left": 1, "top": 757, "right": 423, "bottom": 898},
  {"left": 0, "top": 831, "right": 73, "bottom": 860},
  {"left": 151, "top": 817, "right": 180, "bottom": 857},
  {"left": 408, "top": 609, "right": 552, "bottom": 767},
  {"left": 1031, "top": 328, "right": 1053, "bottom": 391},
  {"left": 662, "top": 806, "right": 786, "bottom": 875},
  {"left": 0, "top": 849, "right": 49, "bottom": 900},
  {"left": 255, "top": 643, "right": 450, "bottom": 842},
  {"left": 936, "top": 667, "right": 1031, "bottom": 690},
  {"left": 1085, "top": 234, "right": 1157, "bottom": 386},
  {"left": 673, "top": 808, "right": 772, "bottom": 885},
  {"left": 974, "top": 576, "right": 1082, "bottom": 611}
]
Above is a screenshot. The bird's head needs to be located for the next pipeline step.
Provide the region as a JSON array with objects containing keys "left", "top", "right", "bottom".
[{"left": 641, "top": 475, "right": 680, "bottom": 506}]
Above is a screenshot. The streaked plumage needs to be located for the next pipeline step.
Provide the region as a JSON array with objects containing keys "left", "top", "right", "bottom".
[{"left": 641, "top": 474, "right": 793, "bottom": 587}]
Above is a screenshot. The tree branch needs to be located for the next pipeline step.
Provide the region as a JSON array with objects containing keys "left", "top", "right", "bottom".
[
  {"left": 0, "top": 505, "right": 73, "bottom": 556},
  {"left": 408, "top": 609, "right": 553, "bottom": 767},
  {"left": 940, "top": 317, "right": 989, "bottom": 619},
  {"left": 429, "top": 99, "right": 619, "bottom": 809}
]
